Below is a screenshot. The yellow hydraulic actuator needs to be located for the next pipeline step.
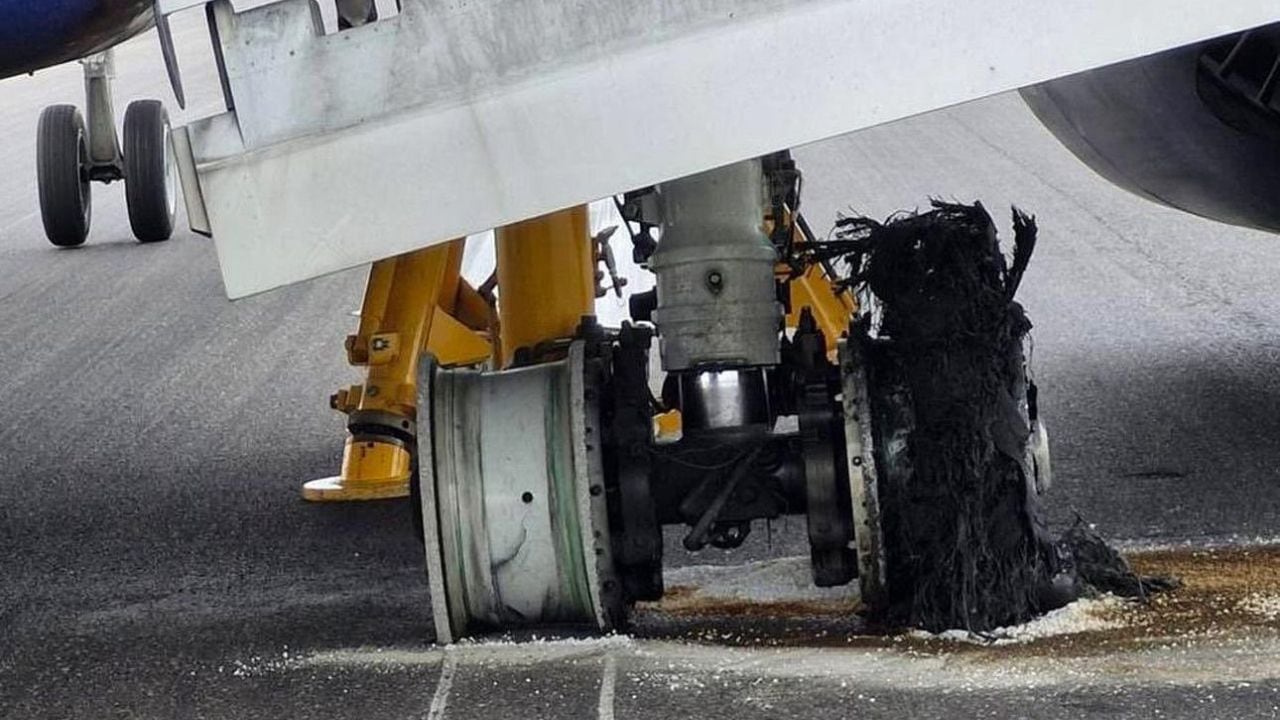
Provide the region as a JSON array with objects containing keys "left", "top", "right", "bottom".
[
  {"left": 770, "top": 211, "right": 857, "bottom": 355},
  {"left": 305, "top": 239, "right": 492, "bottom": 502},
  {"left": 786, "top": 261, "right": 856, "bottom": 355}
]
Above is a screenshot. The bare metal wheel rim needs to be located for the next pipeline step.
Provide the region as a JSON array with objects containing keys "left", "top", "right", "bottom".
[
  {"left": 163, "top": 121, "right": 178, "bottom": 218},
  {"left": 838, "top": 337, "right": 886, "bottom": 608},
  {"left": 76, "top": 126, "right": 91, "bottom": 223},
  {"left": 418, "top": 342, "right": 619, "bottom": 643}
]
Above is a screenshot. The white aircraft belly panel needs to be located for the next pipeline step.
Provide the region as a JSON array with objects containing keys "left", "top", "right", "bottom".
[{"left": 179, "top": 0, "right": 1280, "bottom": 297}]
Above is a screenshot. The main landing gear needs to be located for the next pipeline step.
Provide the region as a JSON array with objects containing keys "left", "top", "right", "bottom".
[
  {"left": 316, "top": 152, "right": 1053, "bottom": 642},
  {"left": 410, "top": 156, "right": 903, "bottom": 641}
]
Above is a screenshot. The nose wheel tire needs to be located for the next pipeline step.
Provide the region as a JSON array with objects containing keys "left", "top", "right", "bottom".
[
  {"left": 37, "top": 105, "right": 92, "bottom": 248},
  {"left": 123, "top": 100, "right": 177, "bottom": 243}
]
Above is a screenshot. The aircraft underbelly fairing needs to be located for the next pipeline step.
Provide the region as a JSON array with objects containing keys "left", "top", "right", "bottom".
[{"left": 0, "top": 0, "right": 152, "bottom": 78}]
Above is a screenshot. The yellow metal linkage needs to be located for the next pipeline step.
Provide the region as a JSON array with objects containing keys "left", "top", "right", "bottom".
[
  {"left": 772, "top": 212, "right": 857, "bottom": 355},
  {"left": 308, "top": 206, "right": 595, "bottom": 501},
  {"left": 787, "top": 261, "right": 856, "bottom": 356},
  {"left": 494, "top": 206, "right": 596, "bottom": 368},
  {"left": 305, "top": 239, "right": 492, "bottom": 502}
]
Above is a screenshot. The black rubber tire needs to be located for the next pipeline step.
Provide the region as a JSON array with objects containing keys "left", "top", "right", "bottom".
[
  {"left": 37, "top": 105, "right": 91, "bottom": 247},
  {"left": 123, "top": 100, "right": 176, "bottom": 243}
]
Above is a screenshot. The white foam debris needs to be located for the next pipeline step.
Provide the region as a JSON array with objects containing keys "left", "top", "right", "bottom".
[
  {"left": 288, "top": 607, "right": 1280, "bottom": 692},
  {"left": 304, "top": 634, "right": 634, "bottom": 669},
  {"left": 662, "top": 556, "right": 858, "bottom": 604},
  {"left": 448, "top": 634, "right": 635, "bottom": 652},
  {"left": 1239, "top": 593, "right": 1280, "bottom": 621},
  {"left": 908, "top": 596, "right": 1127, "bottom": 645},
  {"left": 1114, "top": 536, "right": 1280, "bottom": 553},
  {"left": 218, "top": 654, "right": 293, "bottom": 677}
]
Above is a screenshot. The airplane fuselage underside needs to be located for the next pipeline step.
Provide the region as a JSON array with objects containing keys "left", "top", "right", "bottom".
[{"left": 0, "top": 0, "right": 152, "bottom": 78}]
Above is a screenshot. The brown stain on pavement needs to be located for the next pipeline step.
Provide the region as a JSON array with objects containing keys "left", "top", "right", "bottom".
[{"left": 633, "top": 546, "right": 1280, "bottom": 657}]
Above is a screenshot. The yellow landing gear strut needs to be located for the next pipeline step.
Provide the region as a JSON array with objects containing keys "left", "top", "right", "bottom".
[
  {"left": 767, "top": 206, "right": 857, "bottom": 357},
  {"left": 779, "top": 218, "right": 856, "bottom": 357},
  {"left": 304, "top": 206, "right": 596, "bottom": 501},
  {"left": 303, "top": 238, "right": 491, "bottom": 501},
  {"left": 494, "top": 205, "right": 596, "bottom": 368}
]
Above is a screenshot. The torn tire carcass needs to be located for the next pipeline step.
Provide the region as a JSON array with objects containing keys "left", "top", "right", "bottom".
[{"left": 840, "top": 201, "right": 1068, "bottom": 632}]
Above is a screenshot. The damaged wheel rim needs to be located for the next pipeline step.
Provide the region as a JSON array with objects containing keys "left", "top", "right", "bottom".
[{"left": 418, "top": 343, "right": 621, "bottom": 642}]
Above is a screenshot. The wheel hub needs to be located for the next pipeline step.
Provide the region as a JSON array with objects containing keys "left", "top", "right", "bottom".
[{"left": 418, "top": 343, "right": 622, "bottom": 642}]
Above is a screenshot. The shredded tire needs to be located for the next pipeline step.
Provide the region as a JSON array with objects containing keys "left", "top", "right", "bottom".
[{"left": 835, "top": 200, "right": 1171, "bottom": 633}]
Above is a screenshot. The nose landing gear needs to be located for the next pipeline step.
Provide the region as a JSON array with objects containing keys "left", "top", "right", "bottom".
[
  {"left": 122, "top": 100, "right": 178, "bottom": 243},
  {"left": 36, "top": 49, "right": 178, "bottom": 247}
]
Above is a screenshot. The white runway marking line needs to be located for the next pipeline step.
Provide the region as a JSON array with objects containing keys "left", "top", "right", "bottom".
[
  {"left": 426, "top": 653, "right": 458, "bottom": 720},
  {"left": 597, "top": 652, "right": 617, "bottom": 720}
]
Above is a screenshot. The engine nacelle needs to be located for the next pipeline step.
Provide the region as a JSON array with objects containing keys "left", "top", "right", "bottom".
[{"left": 1023, "top": 24, "right": 1280, "bottom": 235}]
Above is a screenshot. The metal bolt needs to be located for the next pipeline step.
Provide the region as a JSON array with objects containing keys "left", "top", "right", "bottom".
[
  {"left": 705, "top": 270, "right": 725, "bottom": 293},
  {"left": 371, "top": 337, "right": 390, "bottom": 351}
]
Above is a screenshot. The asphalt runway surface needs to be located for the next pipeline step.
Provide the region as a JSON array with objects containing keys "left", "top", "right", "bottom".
[{"left": 3, "top": 18, "right": 1280, "bottom": 720}]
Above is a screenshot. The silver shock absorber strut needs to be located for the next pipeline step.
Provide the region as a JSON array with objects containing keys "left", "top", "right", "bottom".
[
  {"left": 649, "top": 159, "right": 818, "bottom": 558},
  {"left": 647, "top": 157, "right": 863, "bottom": 586},
  {"left": 651, "top": 158, "right": 782, "bottom": 377}
]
